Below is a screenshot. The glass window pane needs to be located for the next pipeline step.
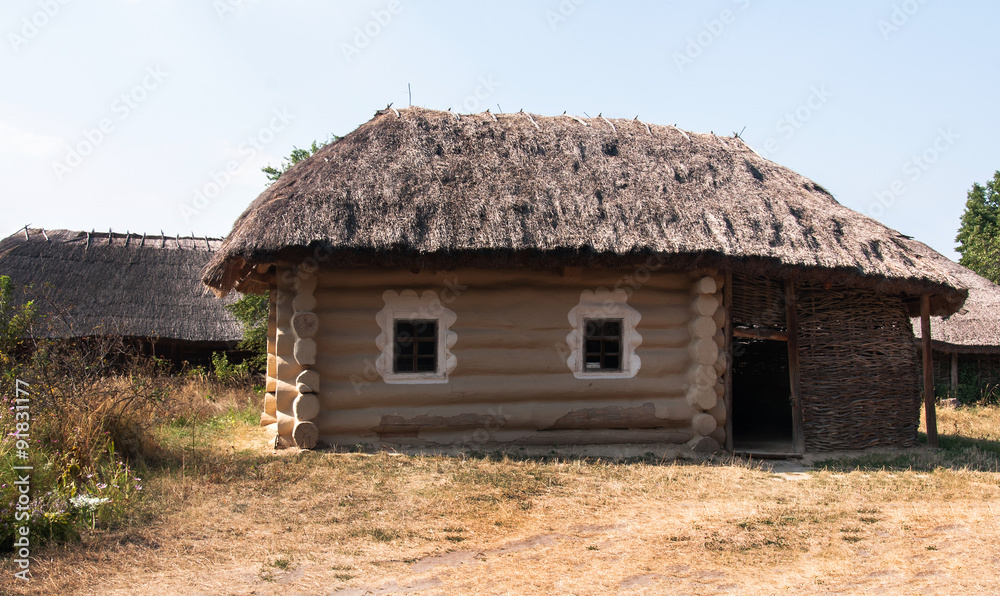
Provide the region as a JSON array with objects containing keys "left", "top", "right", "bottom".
[
  {"left": 604, "top": 355, "right": 620, "bottom": 370},
  {"left": 394, "top": 318, "right": 439, "bottom": 374},
  {"left": 414, "top": 320, "right": 436, "bottom": 338}
]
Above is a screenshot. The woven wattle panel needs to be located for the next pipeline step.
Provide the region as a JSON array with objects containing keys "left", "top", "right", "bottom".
[
  {"left": 797, "top": 285, "right": 922, "bottom": 451},
  {"left": 731, "top": 274, "right": 786, "bottom": 329}
]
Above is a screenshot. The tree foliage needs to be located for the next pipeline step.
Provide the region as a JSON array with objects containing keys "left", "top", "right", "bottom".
[
  {"left": 261, "top": 135, "right": 339, "bottom": 184},
  {"left": 224, "top": 135, "right": 340, "bottom": 372},
  {"left": 0, "top": 275, "right": 36, "bottom": 383},
  {"left": 956, "top": 170, "right": 1000, "bottom": 284},
  {"left": 219, "top": 136, "right": 340, "bottom": 373},
  {"left": 224, "top": 293, "right": 268, "bottom": 372}
]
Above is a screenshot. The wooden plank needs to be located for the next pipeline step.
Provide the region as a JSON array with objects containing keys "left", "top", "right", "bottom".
[
  {"left": 785, "top": 280, "right": 806, "bottom": 454},
  {"left": 921, "top": 295, "right": 939, "bottom": 448},
  {"left": 724, "top": 270, "right": 734, "bottom": 452},
  {"left": 732, "top": 327, "right": 789, "bottom": 341}
]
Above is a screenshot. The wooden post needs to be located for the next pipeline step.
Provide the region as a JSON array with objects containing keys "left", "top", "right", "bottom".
[
  {"left": 921, "top": 295, "right": 938, "bottom": 447},
  {"left": 950, "top": 351, "right": 959, "bottom": 397},
  {"left": 723, "top": 270, "right": 734, "bottom": 452},
  {"left": 784, "top": 280, "right": 806, "bottom": 454}
]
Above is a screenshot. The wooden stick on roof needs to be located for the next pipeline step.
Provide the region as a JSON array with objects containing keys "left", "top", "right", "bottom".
[{"left": 599, "top": 114, "right": 616, "bottom": 133}]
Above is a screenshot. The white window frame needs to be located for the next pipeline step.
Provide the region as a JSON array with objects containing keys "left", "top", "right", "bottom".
[
  {"left": 566, "top": 288, "right": 642, "bottom": 379},
  {"left": 376, "top": 290, "right": 457, "bottom": 384}
]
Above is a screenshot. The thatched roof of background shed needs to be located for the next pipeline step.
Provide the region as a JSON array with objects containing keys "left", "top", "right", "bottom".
[
  {"left": 908, "top": 239, "right": 1000, "bottom": 353},
  {"left": 0, "top": 228, "right": 242, "bottom": 343},
  {"left": 203, "top": 106, "right": 966, "bottom": 316}
]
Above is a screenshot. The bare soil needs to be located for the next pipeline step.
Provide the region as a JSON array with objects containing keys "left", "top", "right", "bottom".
[{"left": 4, "top": 406, "right": 1000, "bottom": 595}]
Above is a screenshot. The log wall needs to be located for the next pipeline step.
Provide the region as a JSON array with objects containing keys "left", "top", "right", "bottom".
[{"left": 270, "top": 267, "right": 728, "bottom": 450}]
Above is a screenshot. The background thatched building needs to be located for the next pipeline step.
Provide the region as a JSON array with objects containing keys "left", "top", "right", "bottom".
[
  {"left": 1, "top": 228, "right": 243, "bottom": 367},
  {"left": 910, "top": 241, "right": 1000, "bottom": 403},
  {"left": 203, "top": 107, "right": 966, "bottom": 454}
]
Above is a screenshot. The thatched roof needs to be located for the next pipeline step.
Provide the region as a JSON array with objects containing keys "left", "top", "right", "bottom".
[
  {"left": 908, "top": 240, "right": 1000, "bottom": 353},
  {"left": 203, "top": 106, "right": 966, "bottom": 316},
  {"left": 0, "top": 228, "right": 242, "bottom": 343}
]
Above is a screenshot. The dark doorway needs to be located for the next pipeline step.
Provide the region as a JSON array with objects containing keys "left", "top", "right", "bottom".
[{"left": 732, "top": 337, "right": 793, "bottom": 452}]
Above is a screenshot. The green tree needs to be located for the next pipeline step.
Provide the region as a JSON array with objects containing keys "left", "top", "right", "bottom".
[
  {"left": 224, "top": 293, "right": 268, "bottom": 373},
  {"left": 261, "top": 135, "right": 338, "bottom": 183},
  {"left": 956, "top": 171, "right": 1000, "bottom": 284},
  {"left": 0, "top": 275, "right": 36, "bottom": 384},
  {"left": 219, "top": 135, "right": 340, "bottom": 374}
]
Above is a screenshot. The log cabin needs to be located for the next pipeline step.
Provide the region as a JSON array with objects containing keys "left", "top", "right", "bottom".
[{"left": 203, "top": 107, "right": 967, "bottom": 455}]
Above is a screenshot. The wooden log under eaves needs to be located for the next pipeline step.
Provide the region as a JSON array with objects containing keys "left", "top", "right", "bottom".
[{"left": 921, "top": 295, "right": 939, "bottom": 448}]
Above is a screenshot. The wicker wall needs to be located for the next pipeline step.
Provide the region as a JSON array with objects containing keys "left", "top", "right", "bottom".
[
  {"left": 797, "top": 285, "right": 922, "bottom": 450},
  {"left": 731, "top": 275, "right": 786, "bottom": 330}
]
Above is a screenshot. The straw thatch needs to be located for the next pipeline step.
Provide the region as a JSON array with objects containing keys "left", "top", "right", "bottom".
[
  {"left": 908, "top": 240, "right": 1000, "bottom": 353},
  {"left": 203, "top": 106, "right": 965, "bottom": 315},
  {"left": 0, "top": 228, "right": 242, "bottom": 343}
]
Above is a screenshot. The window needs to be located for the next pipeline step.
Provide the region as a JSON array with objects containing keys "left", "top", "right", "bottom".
[
  {"left": 584, "top": 319, "right": 623, "bottom": 372},
  {"left": 394, "top": 319, "right": 438, "bottom": 373},
  {"left": 566, "top": 289, "right": 641, "bottom": 379},
  {"left": 376, "top": 290, "right": 457, "bottom": 384}
]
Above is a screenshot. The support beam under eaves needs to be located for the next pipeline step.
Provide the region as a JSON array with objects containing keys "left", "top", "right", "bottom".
[
  {"left": 784, "top": 280, "right": 806, "bottom": 454},
  {"left": 921, "top": 295, "right": 939, "bottom": 448}
]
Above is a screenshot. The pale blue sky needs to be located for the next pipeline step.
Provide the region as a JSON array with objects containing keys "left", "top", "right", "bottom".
[{"left": 2, "top": 0, "right": 997, "bottom": 260}]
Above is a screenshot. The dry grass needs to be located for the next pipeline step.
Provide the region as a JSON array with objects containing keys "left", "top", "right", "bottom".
[{"left": 3, "top": 406, "right": 1000, "bottom": 595}]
